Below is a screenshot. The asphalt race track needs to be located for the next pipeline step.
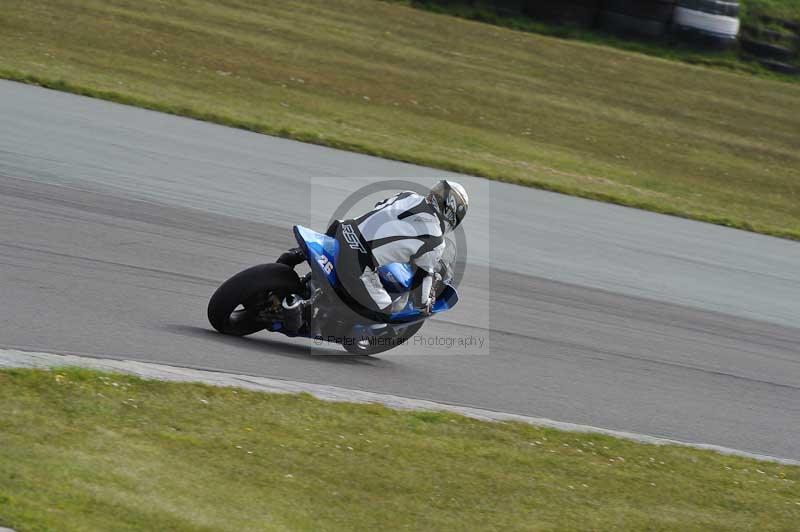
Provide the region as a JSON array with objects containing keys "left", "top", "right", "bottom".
[{"left": 1, "top": 80, "right": 799, "bottom": 459}]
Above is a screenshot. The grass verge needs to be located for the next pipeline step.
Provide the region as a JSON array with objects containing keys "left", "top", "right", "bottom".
[
  {"left": 1, "top": 0, "right": 800, "bottom": 239},
  {"left": 0, "top": 367, "right": 798, "bottom": 531}
]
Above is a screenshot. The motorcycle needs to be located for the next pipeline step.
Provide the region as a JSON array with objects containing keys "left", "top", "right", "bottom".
[{"left": 207, "top": 225, "right": 459, "bottom": 355}]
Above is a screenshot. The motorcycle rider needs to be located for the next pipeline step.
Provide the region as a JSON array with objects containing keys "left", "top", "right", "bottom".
[{"left": 279, "top": 180, "right": 468, "bottom": 328}]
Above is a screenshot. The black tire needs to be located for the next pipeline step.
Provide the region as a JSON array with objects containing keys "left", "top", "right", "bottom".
[
  {"left": 742, "top": 25, "right": 798, "bottom": 45},
  {"left": 757, "top": 59, "right": 800, "bottom": 75},
  {"left": 600, "top": 10, "right": 668, "bottom": 37},
  {"left": 740, "top": 37, "right": 795, "bottom": 61},
  {"left": 677, "top": 0, "right": 739, "bottom": 17},
  {"left": 342, "top": 321, "right": 425, "bottom": 356},
  {"left": 671, "top": 5, "right": 740, "bottom": 46},
  {"left": 208, "top": 263, "right": 301, "bottom": 336},
  {"left": 524, "top": 0, "right": 601, "bottom": 26},
  {"left": 603, "top": 0, "right": 677, "bottom": 22},
  {"left": 491, "top": 0, "right": 527, "bottom": 15},
  {"left": 755, "top": 15, "right": 799, "bottom": 33},
  {"left": 671, "top": 25, "right": 737, "bottom": 49}
]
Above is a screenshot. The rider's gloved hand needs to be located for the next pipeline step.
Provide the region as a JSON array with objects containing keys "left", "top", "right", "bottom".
[
  {"left": 416, "top": 272, "right": 438, "bottom": 315},
  {"left": 418, "top": 296, "right": 434, "bottom": 316}
]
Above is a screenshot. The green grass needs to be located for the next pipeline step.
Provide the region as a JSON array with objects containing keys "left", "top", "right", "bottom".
[
  {"left": 1, "top": 0, "right": 800, "bottom": 239},
  {"left": 0, "top": 368, "right": 798, "bottom": 531}
]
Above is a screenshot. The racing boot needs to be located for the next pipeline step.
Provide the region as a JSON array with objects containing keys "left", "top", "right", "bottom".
[{"left": 277, "top": 247, "right": 305, "bottom": 268}]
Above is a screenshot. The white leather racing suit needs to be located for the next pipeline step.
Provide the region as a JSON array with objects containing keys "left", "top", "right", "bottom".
[{"left": 332, "top": 191, "right": 445, "bottom": 315}]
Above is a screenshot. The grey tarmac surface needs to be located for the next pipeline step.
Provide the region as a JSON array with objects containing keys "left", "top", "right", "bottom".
[{"left": 1, "top": 80, "right": 799, "bottom": 459}]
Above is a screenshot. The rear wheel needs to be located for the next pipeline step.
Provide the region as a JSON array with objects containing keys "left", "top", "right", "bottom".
[
  {"left": 208, "top": 263, "right": 301, "bottom": 336},
  {"left": 343, "top": 321, "right": 425, "bottom": 355}
]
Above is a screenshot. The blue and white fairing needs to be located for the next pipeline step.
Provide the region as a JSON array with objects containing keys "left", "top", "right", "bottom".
[
  {"left": 294, "top": 225, "right": 339, "bottom": 287},
  {"left": 293, "top": 225, "right": 458, "bottom": 323}
]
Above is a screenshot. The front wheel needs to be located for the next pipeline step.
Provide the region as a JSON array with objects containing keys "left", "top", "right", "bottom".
[
  {"left": 208, "top": 263, "right": 301, "bottom": 336},
  {"left": 343, "top": 321, "right": 425, "bottom": 355}
]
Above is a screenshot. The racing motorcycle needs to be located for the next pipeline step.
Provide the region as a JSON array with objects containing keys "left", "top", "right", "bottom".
[{"left": 207, "top": 225, "right": 459, "bottom": 355}]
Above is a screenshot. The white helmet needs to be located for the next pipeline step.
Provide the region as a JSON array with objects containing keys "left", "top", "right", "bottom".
[{"left": 428, "top": 180, "right": 469, "bottom": 232}]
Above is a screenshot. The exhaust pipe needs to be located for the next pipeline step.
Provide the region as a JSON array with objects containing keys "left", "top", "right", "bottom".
[{"left": 282, "top": 294, "right": 304, "bottom": 332}]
